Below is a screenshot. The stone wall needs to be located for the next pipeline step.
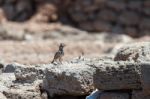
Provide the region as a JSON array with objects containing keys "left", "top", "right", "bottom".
[
  {"left": 0, "top": 42, "right": 150, "bottom": 99},
  {"left": 0, "top": 0, "right": 149, "bottom": 37}
]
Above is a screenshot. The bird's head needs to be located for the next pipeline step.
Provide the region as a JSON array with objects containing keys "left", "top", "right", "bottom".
[
  {"left": 60, "top": 43, "right": 66, "bottom": 47},
  {"left": 59, "top": 43, "right": 66, "bottom": 50}
]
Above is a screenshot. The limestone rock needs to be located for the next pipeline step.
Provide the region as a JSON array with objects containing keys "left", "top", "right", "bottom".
[
  {"left": 30, "top": 3, "right": 58, "bottom": 22},
  {"left": 0, "top": 73, "right": 16, "bottom": 91},
  {"left": 93, "top": 61, "right": 141, "bottom": 90},
  {"left": 0, "top": 92, "right": 7, "bottom": 99},
  {"left": 114, "top": 42, "right": 150, "bottom": 62},
  {"left": 14, "top": 63, "right": 49, "bottom": 83},
  {"left": 3, "top": 89, "right": 41, "bottom": 99},
  {"left": 43, "top": 62, "right": 95, "bottom": 96}
]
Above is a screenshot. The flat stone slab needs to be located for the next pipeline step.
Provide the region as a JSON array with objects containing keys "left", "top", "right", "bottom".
[
  {"left": 3, "top": 89, "right": 41, "bottom": 99},
  {"left": 114, "top": 42, "right": 150, "bottom": 62},
  {"left": 93, "top": 61, "right": 141, "bottom": 90},
  {"left": 14, "top": 63, "right": 49, "bottom": 83},
  {"left": 43, "top": 62, "right": 96, "bottom": 96}
]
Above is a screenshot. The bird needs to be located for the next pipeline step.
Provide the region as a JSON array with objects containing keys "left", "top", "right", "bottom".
[{"left": 51, "top": 43, "right": 66, "bottom": 64}]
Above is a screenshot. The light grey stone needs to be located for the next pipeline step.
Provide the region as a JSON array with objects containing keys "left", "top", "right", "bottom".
[
  {"left": 114, "top": 42, "right": 150, "bottom": 62},
  {"left": 14, "top": 63, "right": 49, "bottom": 83},
  {"left": 3, "top": 89, "right": 41, "bottom": 99},
  {"left": 0, "top": 92, "right": 7, "bottom": 99},
  {"left": 43, "top": 62, "right": 95, "bottom": 96},
  {"left": 93, "top": 61, "right": 141, "bottom": 90},
  {"left": 0, "top": 73, "right": 16, "bottom": 91}
]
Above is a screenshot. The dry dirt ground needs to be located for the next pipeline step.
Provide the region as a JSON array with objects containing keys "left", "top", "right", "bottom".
[{"left": 0, "top": 22, "right": 149, "bottom": 65}]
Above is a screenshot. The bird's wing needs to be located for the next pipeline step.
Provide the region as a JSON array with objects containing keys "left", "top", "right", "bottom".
[{"left": 53, "top": 51, "right": 61, "bottom": 59}]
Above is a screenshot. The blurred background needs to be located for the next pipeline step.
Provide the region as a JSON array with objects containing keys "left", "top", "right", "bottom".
[{"left": 0, "top": 0, "right": 149, "bottom": 65}]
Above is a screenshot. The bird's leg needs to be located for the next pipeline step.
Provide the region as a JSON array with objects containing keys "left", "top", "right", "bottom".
[
  {"left": 59, "top": 57, "right": 63, "bottom": 64},
  {"left": 51, "top": 59, "right": 55, "bottom": 63}
]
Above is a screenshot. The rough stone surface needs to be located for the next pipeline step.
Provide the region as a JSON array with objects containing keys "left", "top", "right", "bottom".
[
  {"left": 99, "top": 92, "right": 129, "bottom": 99},
  {"left": 1, "top": 41, "right": 150, "bottom": 98},
  {"left": 43, "top": 60, "right": 96, "bottom": 96},
  {"left": 114, "top": 42, "right": 150, "bottom": 62},
  {"left": 94, "top": 61, "right": 141, "bottom": 90},
  {"left": 0, "top": 92, "right": 7, "bottom": 99},
  {"left": 0, "top": 73, "right": 16, "bottom": 91},
  {"left": 14, "top": 63, "right": 48, "bottom": 83}
]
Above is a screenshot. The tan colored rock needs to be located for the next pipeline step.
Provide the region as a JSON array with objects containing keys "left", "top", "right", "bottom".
[
  {"left": 43, "top": 61, "right": 95, "bottom": 96},
  {"left": 0, "top": 8, "right": 7, "bottom": 22},
  {"left": 114, "top": 42, "right": 150, "bottom": 62},
  {"left": 3, "top": 89, "right": 41, "bottom": 99},
  {"left": 30, "top": 3, "right": 58, "bottom": 22},
  {"left": 14, "top": 63, "right": 48, "bottom": 83},
  {"left": 94, "top": 61, "right": 141, "bottom": 90}
]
